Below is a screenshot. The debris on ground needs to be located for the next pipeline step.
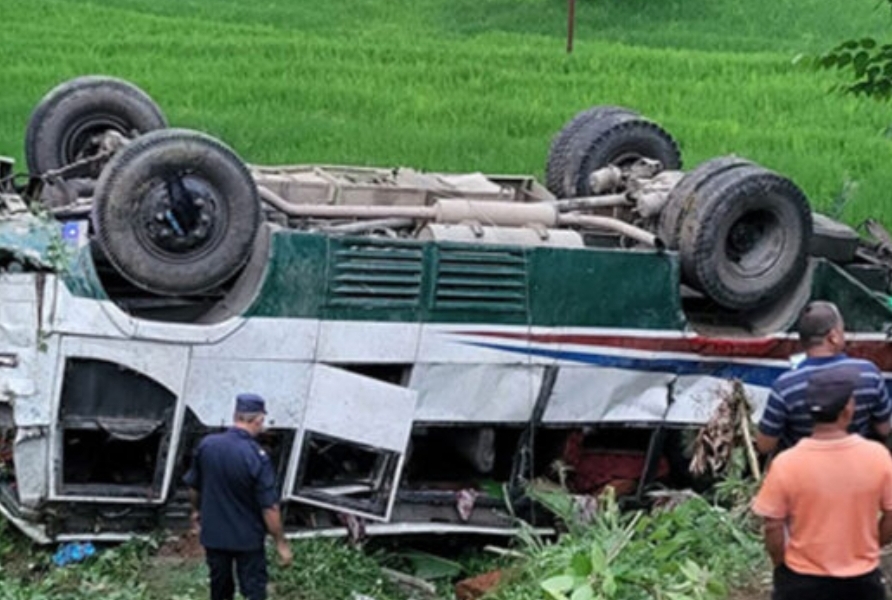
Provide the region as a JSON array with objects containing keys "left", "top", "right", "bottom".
[
  {"left": 382, "top": 567, "right": 439, "bottom": 597},
  {"left": 455, "top": 569, "right": 504, "bottom": 600},
  {"left": 690, "top": 379, "right": 760, "bottom": 478},
  {"left": 157, "top": 530, "right": 204, "bottom": 559},
  {"left": 52, "top": 541, "right": 95, "bottom": 567}
]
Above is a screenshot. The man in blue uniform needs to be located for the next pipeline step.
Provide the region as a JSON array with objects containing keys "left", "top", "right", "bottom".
[
  {"left": 184, "top": 393, "right": 293, "bottom": 600},
  {"left": 756, "top": 301, "right": 892, "bottom": 455}
]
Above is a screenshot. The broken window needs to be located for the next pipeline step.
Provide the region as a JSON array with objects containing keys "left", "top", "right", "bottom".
[
  {"left": 57, "top": 358, "right": 175, "bottom": 498},
  {"left": 331, "top": 363, "right": 411, "bottom": 387},
  {"left": 288, "top": 364, "right": 416, "bottom": 521},
  {"left": 292, "top": 431, "right": 401, "bottom": 520}
]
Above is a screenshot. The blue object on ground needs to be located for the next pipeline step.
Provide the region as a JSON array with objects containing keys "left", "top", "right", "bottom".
[{"left": 53, "top": 542, "right": 96, "bottom": 567}]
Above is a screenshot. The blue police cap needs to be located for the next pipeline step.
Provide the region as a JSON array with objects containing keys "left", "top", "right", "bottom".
[{"left": 235, "top": 393, "right": 267, "bottom": 414}]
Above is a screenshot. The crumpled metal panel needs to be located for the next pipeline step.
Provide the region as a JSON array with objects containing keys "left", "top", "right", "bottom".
[
  {"left": 183, "top": 357, "right": 311, "bottom": 428},
  {"left": 0, "top": 275, "right": 41, "bottom": 404},
  {"left": 0, "top": 215, "right": 105, "bottom": 302},
  {"left": 61, "top": 244, "right": 108, "bottom": 301},
  {"left": 0, "top": 213, "right": 58, "bottom": 270},
  {"left": 545, "top": 366, "right": 674, "bottom": 423},
  {"left": 410, "top": 363, "right": 542, "bottom": 422},
  {"left": 301, "top": 365, "right": 417, "bottom": 452},
  {"left": 13, "top": 428, "right": 48, "bottom": 507}
]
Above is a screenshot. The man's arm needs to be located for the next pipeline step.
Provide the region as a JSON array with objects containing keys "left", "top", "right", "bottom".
[
  {"left": 183, "top": 445, "right": 202, "bottom": 533},
  {"left": 262, "top": 505, "right": 293, "bottom": 566},
  {"left": 870, "top": 368, "right": 892, "bottom": 443},
  {"left": 763, "top": 517, "right": 786, "bottom": 567},
  {"left": 188, "top": 488, "right": 201, "bottom": 533},
  {"left": 254, "top": 451, "right": 292, "bottom": 566},
  {"left": 757, "top": 388, "right": 787, "bottom": 456},
  {"left": 880, "top": 510, "right": 892, "bottom": 546},
  {"left": 755, "top": 432, "right": 778, "bottom": 455}
]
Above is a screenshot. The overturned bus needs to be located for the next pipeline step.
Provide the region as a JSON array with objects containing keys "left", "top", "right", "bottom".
[{"left": 1, "top": 76, "right": 891, "bottom": 543}]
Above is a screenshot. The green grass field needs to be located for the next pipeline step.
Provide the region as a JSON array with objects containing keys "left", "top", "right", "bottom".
[{"left": 2, "top": 0, "right": 892, "bottom": 227}]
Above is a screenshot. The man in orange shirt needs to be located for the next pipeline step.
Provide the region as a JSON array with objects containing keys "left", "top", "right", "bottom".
[{"left": 752, "top": 365, "right": 892, "bottom": 599}]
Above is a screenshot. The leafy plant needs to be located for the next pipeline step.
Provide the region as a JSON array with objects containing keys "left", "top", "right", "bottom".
[
  {"left": 820, "top": 38, "right": 892, "bottom": 100},
  {"left": 270, "top": 538, "right": 406, "bottom": 600},
  {"left": 490, "top": 487, "right": 766, "bottom": 600}
]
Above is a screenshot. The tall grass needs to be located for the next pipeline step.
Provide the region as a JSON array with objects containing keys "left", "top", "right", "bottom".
[{"left": 1, "top": 0, "right": 892, "bottom": 225}]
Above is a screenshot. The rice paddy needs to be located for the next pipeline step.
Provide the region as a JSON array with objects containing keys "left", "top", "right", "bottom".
[{"left": 2, "top": 0, "right": 892, "bottom": 224}]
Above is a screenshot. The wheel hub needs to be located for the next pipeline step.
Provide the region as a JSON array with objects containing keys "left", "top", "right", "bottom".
[
  {"left": 140, "top": 175, "right": 221, "bottom": 256},
  {"left": 725, "top": 209, "right": 784, "bottom": 275},
  {"left": 63, "top": 115, "right": 131, "bottom": 164}
]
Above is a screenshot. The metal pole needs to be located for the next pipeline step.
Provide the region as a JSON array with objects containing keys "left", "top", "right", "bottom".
[{"left": 567, "top": 0, "right": 576, "bottom": 54}]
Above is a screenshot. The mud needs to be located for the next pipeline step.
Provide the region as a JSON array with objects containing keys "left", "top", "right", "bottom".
[{"left": 156, "top": 530, "right": 204, "bottom": 560}]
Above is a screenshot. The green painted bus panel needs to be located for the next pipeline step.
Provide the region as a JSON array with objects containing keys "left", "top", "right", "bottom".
[
  {"left": 70, "top": 229, "right": 891, "bottom": 333},
  {"left": 196, "top": 233, "right": 689, "bottom": 327},
  {"left": 245, "top": 234, "right": 537, "bottom": 323},
  {"left": 243, "top": 232, "right": 328, "bottom": 317},
  {"left": 809, "top": 260, "right": 892, "bottom": 332},
  {"left": 527, "top": 247, "right": 687, "bottom": 329},
  {"left": 422, "top": 243, "right": 529, "bottom": 325},
  {"left": 322, "top": 237, "right": 426, "bottom": 322}
]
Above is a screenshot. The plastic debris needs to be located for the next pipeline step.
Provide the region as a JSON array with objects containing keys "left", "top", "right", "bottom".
[
  {"left": 456, "top": 488, "right": 479, "bottom": 522},
  {"left": 52, "top": 542, "right": 96, "bottom": 567}
]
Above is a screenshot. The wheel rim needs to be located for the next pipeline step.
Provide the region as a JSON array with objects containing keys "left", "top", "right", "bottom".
[
  {"left": 61, "top": 114, "right": 132, "bottom": 164},
  {"left": 723, "top": 207, "right": 785, "bottom": 278},
  {"left": 609, "top": 150, "right": 649, "bottom": 169},
  {"left": 133, "top": 172, "right": 229, "bottom": 264}
]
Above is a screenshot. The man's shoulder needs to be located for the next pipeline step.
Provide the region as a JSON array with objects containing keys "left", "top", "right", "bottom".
[
  {"left": 201, "top": 430, "right": 228, "bottom": 444},
  {"left": 772, "top": 368, "right": 810, "bottom": 393},
  {"left": 832, "top": 356, "right": 882, "bottom": 375},
  {"left": 197, "top": 430, "right": 236, "bottom": 452},
  {"left": 248, "top": 439, "right": 271, "bottom": 463},
  {"left": 775, "top": 357, "right": 882, "bottom": 385},
  {"left": 795, "top": 436, "right": 892, "bottom": 463},
  {"left": 849, "top": 436, "right": 892, "bottom": 459},
  {"left": 817, "top": 356, "right": 883, "bottom": 380},
  {"left": 769, "top": 445, "right": 800, "bottom": 470},
  {"left": 230, "top": 434, "right": 270, "bottom": 464}
]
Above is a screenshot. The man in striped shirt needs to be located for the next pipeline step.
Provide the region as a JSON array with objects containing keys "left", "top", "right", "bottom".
[{"left": 756, "top": 301, "right": 892, "bottom": 455}]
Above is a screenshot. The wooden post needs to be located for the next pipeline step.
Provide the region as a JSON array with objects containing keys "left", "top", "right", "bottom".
[{"left": 567, "top": 0, "right": 576, "bottom": 54}]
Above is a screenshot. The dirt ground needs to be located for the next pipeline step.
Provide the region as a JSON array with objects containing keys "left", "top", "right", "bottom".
[
  {"left": 157, "top": 530, "right": 204, "bottom": 560},
  {"left": 727, "top": 578, "right": 770, "bottom": 600},
  {"left": 144, "top": 534, "right": 207, "bottom": 599}
]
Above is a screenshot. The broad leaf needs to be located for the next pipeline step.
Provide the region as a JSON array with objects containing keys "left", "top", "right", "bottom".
[
  {"left": 601, "top": 570, "right": 617, "bottom": 597},
  {"left": 590, "top": 544, "right": 607, "bottom": 573},
  {"left": 542, "top": 575, "right": 576, "bottom": 594},
  {"left": 571, "top": 552, "right": 592, "bottom": 577},
  {"left": 570, "top": 584, "right": 595, "bottom": 600}
]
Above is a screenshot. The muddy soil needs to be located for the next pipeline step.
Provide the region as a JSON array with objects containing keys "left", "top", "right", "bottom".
[{"left": 157, "top": 530, "right": 204, "bottom": 560}]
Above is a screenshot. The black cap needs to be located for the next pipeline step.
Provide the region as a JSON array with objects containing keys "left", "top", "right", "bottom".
[
  {"left": 235, "top": 393, "right": 267, "bottom": 414},
  {"left": 806, "top": 365, "right": 859, "bottom": 420}
]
